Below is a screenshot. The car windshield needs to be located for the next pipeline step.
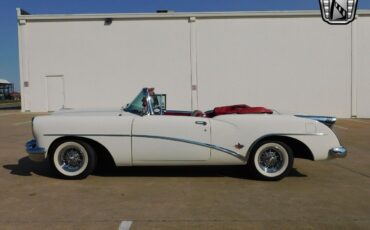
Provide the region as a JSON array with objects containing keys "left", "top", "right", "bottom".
[{"left": 124, "top": 90, "right": 148, "bottom": 115}]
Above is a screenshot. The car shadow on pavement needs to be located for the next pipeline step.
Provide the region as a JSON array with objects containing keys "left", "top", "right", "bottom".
[
  {"left": 3, "top": 156, "right": 53, "bottom": 178},
  {"left": 95, "top": 165, "right": 248, "bottom": 178},
  {"left": 3, "top": 157, "right": 306, "bottom": 180},
  {"left": 94, "top": 165, "right": 307, "bottom": 180}
]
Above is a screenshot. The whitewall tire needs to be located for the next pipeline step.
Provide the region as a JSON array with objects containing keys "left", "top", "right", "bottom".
[
  {"left": 49, "top": 140, "right": 96, "bottom": 179},
  {"left": 248, "top": 141, "right": 293, "bottom": 181}
]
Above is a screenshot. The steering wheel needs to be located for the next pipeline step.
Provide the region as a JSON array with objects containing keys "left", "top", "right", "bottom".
[{"left": 152, "top": 104, "right": 162, "bottom": 115}]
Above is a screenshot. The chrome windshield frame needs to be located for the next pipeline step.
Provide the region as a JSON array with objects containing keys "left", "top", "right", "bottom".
[
  {"left": 146, "top": 90, "right": 154, "bottom": 116},
  {"left": 123, "top": 88, "right": 155, "bottom": 116}
]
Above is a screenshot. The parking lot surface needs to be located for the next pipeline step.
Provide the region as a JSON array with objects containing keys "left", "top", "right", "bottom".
[{"left": 0, "top": 110, "right": 369, "bottom": 229}]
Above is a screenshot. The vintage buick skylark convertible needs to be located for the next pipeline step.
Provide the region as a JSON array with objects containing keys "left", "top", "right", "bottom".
[{"left": 26, "top": 88, "right": 347, "bottom": 180}]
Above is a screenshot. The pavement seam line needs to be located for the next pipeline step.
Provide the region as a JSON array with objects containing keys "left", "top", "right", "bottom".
[
  {"left": 329, "top": 162, "right": 370, "bottom": 178},
  {"left": 0, "top": 113, "right": 19, "bottom": 117},
  {"left": 350, "top": 119, "right": 370, "bottom": 125},
  {"left": 13, "top": 121, "right": 31, "bottom": 126},
  {"left": 0, "top": 219, "right": 369, "bottom": 224},
  {"left": 334, "top": 125, "right": 349, "bottom": 130}
]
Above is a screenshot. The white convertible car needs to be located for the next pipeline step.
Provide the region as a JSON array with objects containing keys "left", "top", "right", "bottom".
[{"left": 26, "top": 88, "right": 346, "bottom": 180}]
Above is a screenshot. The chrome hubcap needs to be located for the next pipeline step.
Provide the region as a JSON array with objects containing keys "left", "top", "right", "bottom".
[
  {"left": 258, "top": 147, "right": 284, "bottom": 173},
  {"left": 59, "top": 148, "right": 85, "bottom": 172}
]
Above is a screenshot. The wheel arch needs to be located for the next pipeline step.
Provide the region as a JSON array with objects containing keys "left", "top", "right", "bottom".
[
  {"left": 247, "top": 135, "right": 314, "bottom": 162},
  {"left": 47, "top": 136, "right": 117, "bottom": 168}
]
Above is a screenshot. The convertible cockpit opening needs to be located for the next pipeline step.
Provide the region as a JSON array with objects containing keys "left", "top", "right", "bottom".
[{"left": 124, "top": 88, "right": 274, "bottom": 117}]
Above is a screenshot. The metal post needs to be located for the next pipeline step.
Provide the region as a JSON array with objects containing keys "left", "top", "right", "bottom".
[
  {"left": 189, "top": 16, "right": 198, "bottom": 111},
  {"left": 351, "top": 15, "right": 358, "bottom": 118}
]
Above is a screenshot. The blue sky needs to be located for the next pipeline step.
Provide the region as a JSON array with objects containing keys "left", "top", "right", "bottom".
[{"left": 1, "top": 0, "right": 370, "bottom": 91}]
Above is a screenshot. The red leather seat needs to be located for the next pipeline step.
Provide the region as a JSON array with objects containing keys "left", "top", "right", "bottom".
[
  {"left": 213, "top": 104, "right": 249, "bottom": 115},
  {"left": 206, "top": 104, "right": 272, "bottom": 117}
]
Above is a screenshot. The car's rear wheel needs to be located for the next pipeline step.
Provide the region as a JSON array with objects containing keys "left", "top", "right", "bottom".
[
  {"left": 247, "top": 141, "right": 293, "bottom": 181},
  {"left": 49, "top": 140, "right": 96, "bottom": 179}
]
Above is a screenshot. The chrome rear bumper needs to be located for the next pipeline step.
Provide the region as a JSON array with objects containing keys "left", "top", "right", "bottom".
[
  {"left": 329, "top": 146, "right": 347, "bottom": 159},
  {"left": 25, "top": 139, "right": 45, "bottom": 162}
]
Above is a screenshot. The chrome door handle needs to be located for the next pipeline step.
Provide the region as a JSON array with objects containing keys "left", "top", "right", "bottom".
[{"left": 195, "top": 121, "right": 207, "bottom": 126}]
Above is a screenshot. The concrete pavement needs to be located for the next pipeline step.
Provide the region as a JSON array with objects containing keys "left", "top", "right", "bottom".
[{"left": 0, "top": 110, "right": 369, "bottom": 229}]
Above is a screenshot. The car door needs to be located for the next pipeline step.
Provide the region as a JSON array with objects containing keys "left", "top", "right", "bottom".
[{"left": 132, "top": 115, "right": 211, "bottom": 164}]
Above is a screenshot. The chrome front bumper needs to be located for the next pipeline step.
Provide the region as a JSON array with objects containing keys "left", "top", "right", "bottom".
[
  {"left": 25, "top": 139, "right": 46, "bottom": 162},
  {"left": 329, "top": 146, "right": 347, "bottom": 159}
]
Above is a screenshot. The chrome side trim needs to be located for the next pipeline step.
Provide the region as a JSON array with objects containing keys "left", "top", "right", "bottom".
[
  {"left": 282, "top": 133, "right": 327, "bottom": 136},
  {"left": 44, "top": 134, "right": 131, "bottom": 137},
  {"left": 133, "top": 134, "right": 246, "bottom": 162},
  {"left": 295, "top": 115, "right": 337, "bottom": 128},
  {"left": 43, "top": 133, "right": 245, "bottom": 161}
]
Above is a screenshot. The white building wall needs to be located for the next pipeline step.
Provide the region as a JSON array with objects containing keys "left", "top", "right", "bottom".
[
  {"left": 17, "top": 10, "right": 370, "bottom": 118},
  {"left": 354, "top": 16, "right": 370, "bottom": 118},
  {"left": 21, "top": 18, "right": 192, "bottom": 111},
  {"left": 196, "top": 17, "right": 351, "bottom": 117}
]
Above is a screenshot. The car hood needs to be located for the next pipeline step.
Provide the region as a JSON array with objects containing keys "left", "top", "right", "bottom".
[{"left": 51, "top": 108, "right": 137, "bottom": 117}]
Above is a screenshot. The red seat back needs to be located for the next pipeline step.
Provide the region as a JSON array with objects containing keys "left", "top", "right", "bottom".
[
  {"left": 213, "top": 104, "right": 249, "bottom": 115},
  {"left": 207, "top": 104, "right": 272, "bottom": 117}
]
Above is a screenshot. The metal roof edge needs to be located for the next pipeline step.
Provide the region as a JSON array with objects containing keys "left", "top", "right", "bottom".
[
  {"left": 357, "top": 9, "right": 370, "bottom": 15},
  {"left": 16, "top": 9, "right": 321, "bottom": 21},
  {"left": 16, "top": 8, "right": 370, "bottom": 21}
]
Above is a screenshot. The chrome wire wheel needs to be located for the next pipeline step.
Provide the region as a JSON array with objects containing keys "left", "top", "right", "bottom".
[
  {"left": 53, "top": 142, "right": 89, "bottom": 177},
  {"left": 253, "top": 142, "right": 290, "bottom": 178},
  {"left": 258, "top": 147, "right": 284, "bottom": 173}
]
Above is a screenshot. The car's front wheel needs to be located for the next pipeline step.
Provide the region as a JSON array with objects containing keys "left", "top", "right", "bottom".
[
  {"left": 247, "top": 141, "right": 293, "bottom": 181},
  {"left": 49, "top": 140, "right": 96, "bottom": 179}
]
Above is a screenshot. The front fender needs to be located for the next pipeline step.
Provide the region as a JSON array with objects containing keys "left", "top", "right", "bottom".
[
  {"left": 32, "top": 115, "right": 134, "bottom": 166},
  {"left": 285, "top": 122, "right": 342, "bottom": 160}
]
